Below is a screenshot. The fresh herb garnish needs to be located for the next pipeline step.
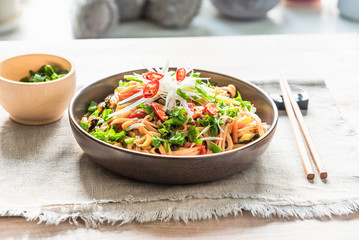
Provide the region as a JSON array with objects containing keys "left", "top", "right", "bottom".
[
  {"left": 234, "top": 92, "right": 252, "bottom": 112},
  {"left": 166, "top": 107, "right": 187, "bottom": 123},
  {"left": 90, "top": 127, "right": 125, "bottom": 144},
  {"left": 217, "top": 102, "right": 227, "bottom": 109},
  {"left": 191, "top": 72, "right": 200, "bottom": 78},
  {"left": 118, "top": 80, "right": 130, "bottom": 88},
  {"left": 225, "top": 107, "right": 240, "bottom": 118},
  {"left": 188, "top": 125, "right": 203, "bottom": 145},
  {"left": 137, "top": 103, "right": 155, "bottom": 117},
  {"left": 195, "top": 81, "right": 216, "bottom": 103},
  {"left": 151, "top": 131, "right": 186, "bottom": 151},
  {"left": 88, "top": 101, "right": 98, "bottom": 112},
  {"left": 90, "top": 109, "right": 100, "bottom": 117},
  {"left": 176, "top": 88, "right": 188, "bottom": 100},
  {"left": 79, "top": 121, "right": 89, "bottom": 130},
  {"left": 20, "top": 64, "right": 68, "bottom": 83},
  {"left": 209, "top": 142, "right": 222, "bottom": 153},
  {"left": 101, "top": 109, "right": 113, "bottom": 121},
  {"left": 124, "top": 137, "right": 136, "bottom": 144},
  {"left": 158, "top": 125, "right": 170, "bottom": 136},
  {"left": 169, "top": 131, "right": 186, "bottom": 146},
  {"left": 196, "top": 114, "right": 224, "bottom": 137},
  {"left": 123, "top": 76, "right": 143, "bottom": 83},
  {"left": 151, "top": 135, "right": 167, "bottom": 148},
  {"left": 162, "top": 107, "right": 188, "bottom": 132}
]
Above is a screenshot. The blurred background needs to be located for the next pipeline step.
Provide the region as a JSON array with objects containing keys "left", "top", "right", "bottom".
[{"left": 0, "top": 0, "right": 358, "bottom": 41}]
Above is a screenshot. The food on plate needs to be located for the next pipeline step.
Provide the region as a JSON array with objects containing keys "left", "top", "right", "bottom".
[
  {"left": 79, "top": 65, "right": 268, "bottom": 155},
  {"left": 20, "top": 64, "right": 68, "bottom": 83}
]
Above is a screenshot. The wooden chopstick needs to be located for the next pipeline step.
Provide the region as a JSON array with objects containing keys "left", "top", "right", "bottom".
[
  {"left": 280, "top": 77, "right": 328, "bottom": 179},
  {"left": 278, "top": 77, "right": 315, "bottom": 180}
]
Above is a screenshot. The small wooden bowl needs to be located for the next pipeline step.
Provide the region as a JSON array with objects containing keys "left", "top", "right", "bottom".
[{"left": 0, "top": 54, "right": 76, "bottom": 125}]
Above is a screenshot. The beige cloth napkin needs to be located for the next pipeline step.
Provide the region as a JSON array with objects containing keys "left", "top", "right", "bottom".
[{"left": 1, "top": 80, "right": 358, "bottom": 227}]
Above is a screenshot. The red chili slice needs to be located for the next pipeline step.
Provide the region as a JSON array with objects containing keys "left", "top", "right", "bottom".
[
  {"left": 198, "top": 145, "right": 206, "bottom": 155},
  {"left": 184, "top": 142, "right": 193, "bottom": 148},
  {"left": 128, "top": 112, "right": 148, "bottom": 119},
  {"left": 187, "top": 103, "right": 196, "bottom": 110},
  {"left": 151, "top": 102, "right": 168, "bottom": 121},
  {"left": 143, "top": 71, "right": 164, "bottom": 81},
  {"left": 176, "top": 68, "right": 186, "bottom": 82},
  {"left": 143, "top": 80, "right": 159, "bottom": 98},
  {"left": 203, "top": 103, "right": 218, "bottom": 115}
]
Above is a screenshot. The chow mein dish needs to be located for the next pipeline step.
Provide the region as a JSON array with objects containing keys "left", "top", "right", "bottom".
[{"left": 79, "top": 65, "right": 268, "bottom": 155}]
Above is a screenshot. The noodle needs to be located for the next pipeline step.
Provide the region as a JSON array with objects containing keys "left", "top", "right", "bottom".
[{"left": 79, "top": 68, "right": 268, "bottom": 155}]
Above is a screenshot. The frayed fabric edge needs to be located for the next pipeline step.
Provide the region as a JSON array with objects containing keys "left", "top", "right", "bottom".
[{"left": 1, "top": 199, "right": 359, "bottom": 228}]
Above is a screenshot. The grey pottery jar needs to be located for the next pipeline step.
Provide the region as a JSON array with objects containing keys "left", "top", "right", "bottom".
[
  {"left": 115, "top": 0, "right": 146, "bottom": 21},
  {"left": 71, "top": 0, "right": 119, "bottom": 38},
  {"left": 338, "top": 0, "right": 359, "bottom": 21},
  {"left": 145, "top": 0, "right": 202, "bottom": 28},
  {"left": 211, "top": 0, "right": 281, "bottom": 19}
]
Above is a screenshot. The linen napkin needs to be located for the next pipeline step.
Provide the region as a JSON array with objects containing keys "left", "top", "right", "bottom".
[{"left": 1, "top": 79, "right": 358, "bottom": 226}]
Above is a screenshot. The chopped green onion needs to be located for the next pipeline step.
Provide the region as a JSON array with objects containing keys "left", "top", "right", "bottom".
[
  {"left": 176, "top": 88, "right": 189, "bottom": 100},
  {"left": 123, "top": 75, "right": 143, "bottom": 83},
  {"left": 151, "top": 135, "right": 166, "bottom": 148},
  {"left": 169, "top": 131, "right": 186, "bottom": 146},
  {"left": 112, "top": 130, "right": 125, "bottom": 141},
  {"left": 124, "top": 137, "right": 136, "bottom": 144},
  {"left": 188, "top": 125, "right": 203, "bottom": 145},
  {"left": 89, "top": 126, "right": 125, "bottom": 144},
  {"left": 191, "top": 72, "right": 200, "bottom": 78},
  {"left": 19, "top": 64, "right": 68, "bottom": 83},
  {"left": 79, "top": 121, "right": 89, "bottom": 130},
  {"left": 137, "top": 103, "right": 155, "bottom": 117},
  {"left": 216, "top": 95, "right": 241, "bottom": 105},
  {"left": 233, "top": 91, "right": 253, "bottom": 111},
  {"left": 118, "top": 80, "right": 131, "bottom": 87},
  {"left": 181, "top": 87, "right": 197, "bottom": 93},
  {"left": 101, "top": 109, "right": 113, "bottom": 121},
  {"left": 209, "top": 142, "right": 222, "bottom": 153},
  {"left": 195, "top": 82, "right": 216, "bottom": 102},
  {"left": 88, "top": 101, "right": 98, "bottom": 112},
  {"left": 90, "top": 109, "right": 100, "bottom": 117}
]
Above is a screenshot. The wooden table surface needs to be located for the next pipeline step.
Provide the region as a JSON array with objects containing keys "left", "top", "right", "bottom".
[{"left": 1, "top": 34, "right": 359, "bottom": 239}]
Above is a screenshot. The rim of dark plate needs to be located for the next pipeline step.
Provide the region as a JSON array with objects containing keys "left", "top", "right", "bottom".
[{"left": 68, "top": 68, "right": 279, "bottom": 159}]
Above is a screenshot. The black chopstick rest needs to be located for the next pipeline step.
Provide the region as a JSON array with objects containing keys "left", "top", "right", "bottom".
[{"left": 271, "top": 92, "right": 309, "bottom": 110}]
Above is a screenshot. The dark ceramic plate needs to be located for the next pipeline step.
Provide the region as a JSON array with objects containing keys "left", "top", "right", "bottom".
[{"left": 69, "top": 69, "right": 278, "bottom": 184}]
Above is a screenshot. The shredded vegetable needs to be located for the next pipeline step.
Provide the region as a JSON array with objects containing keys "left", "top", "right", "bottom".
[{"left": 79, "top": 64, "right": 268, "bottom": 155}]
